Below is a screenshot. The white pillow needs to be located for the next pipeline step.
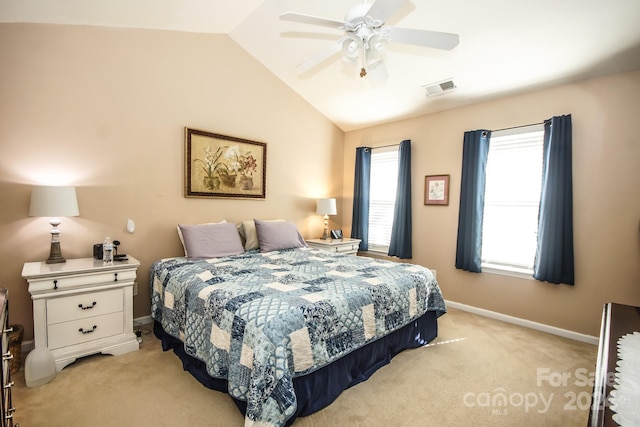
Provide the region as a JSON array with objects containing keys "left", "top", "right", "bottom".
[
  {"left": 236, "top": 223, "right": 246, "bottom": 246},
  {"left": 177, "top": 220, "right": 226, "bottom": 256}
]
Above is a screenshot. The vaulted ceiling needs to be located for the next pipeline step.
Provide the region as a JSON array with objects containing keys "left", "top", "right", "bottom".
[{"left": 3, "top": 0, "right": 640, "bottom": 131}]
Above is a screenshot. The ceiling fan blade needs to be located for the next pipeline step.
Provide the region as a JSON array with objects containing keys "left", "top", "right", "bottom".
[
  {"left": 389, "top": 27, "right": 460, "bottom": 50},
  {"left": 366, "top": 0, "right": 408, "bottom": 22},
  {"left": 280, "top": 12, "right": 345, "bottom": 30},
  {"left": 281, "top": 31, "right": 343, "bottom": 42},
  {"left": 296, "top": 42, "right": 342, "bottom": 74}
]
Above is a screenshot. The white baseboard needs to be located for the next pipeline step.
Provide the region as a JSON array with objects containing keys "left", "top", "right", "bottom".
[
  {"left": 21, "top": 315, "right": 156, "bottom": 355},
  {"left": 21, "top": 339, "right": 34, "bottom": 354},
  {"left": 445, "top": 300, "right": 599, "bottom": 346},
  {"left": 133, "top": 315, "right": 154, "bottom": 327}
]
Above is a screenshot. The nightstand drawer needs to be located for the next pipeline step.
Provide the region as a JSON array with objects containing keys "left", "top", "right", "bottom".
[
  {"left": 30, "top": 270, "right": 137, "bottom": 293},
  {"left": 333, "top": 243, "right": 359, "bottom": 253},
  {"left": 47, "top": 288, "right": 123, "bottom": 325},
  {"left": 47, "top": 312, "right": 124, "bottom": 349},
  {"left": 306, "top": 238, "right": 361, "bottom": 255}
]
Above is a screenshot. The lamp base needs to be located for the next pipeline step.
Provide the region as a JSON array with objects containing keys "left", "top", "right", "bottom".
[
  {"left": 321, "top": 228, "right": 330, "bottom": 240},
  {"left": 46, "top": 241, "right": 66, "bottom": 264},
  {"left": 321, "top": 214, "right": 330, "bottom": 240}
]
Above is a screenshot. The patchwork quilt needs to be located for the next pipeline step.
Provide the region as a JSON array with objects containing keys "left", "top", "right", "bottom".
[{"left": 150, "top": 248, "right": 445, "bottom": 427}]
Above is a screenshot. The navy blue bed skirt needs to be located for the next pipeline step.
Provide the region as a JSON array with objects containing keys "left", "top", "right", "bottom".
[{"left": 154, "top": 310, "right": 439, "bottom": 425}]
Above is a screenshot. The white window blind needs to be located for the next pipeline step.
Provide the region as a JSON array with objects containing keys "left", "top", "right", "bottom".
[
  {"left": 482, "top": 125, "right": 544, "bottom": 271},
  {"left": 368, "top": 146, "right": 398, "bottom": 252}
]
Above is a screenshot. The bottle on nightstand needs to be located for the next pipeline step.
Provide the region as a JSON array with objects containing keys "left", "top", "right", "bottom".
[{"left": 103, "top": 237, "right": 113, "bottom": 263}]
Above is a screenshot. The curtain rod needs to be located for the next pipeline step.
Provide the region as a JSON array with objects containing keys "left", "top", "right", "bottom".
[
  {"left": 491, "top": 121, "right": 544, "bottom": 132},
  {"left": 358, "top": 143, "right": 400, "bottom": 151}
]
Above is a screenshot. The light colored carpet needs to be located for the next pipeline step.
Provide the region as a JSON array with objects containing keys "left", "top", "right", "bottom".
[{"left": 13, "top": 308, "right": 596, "bottom": 426}]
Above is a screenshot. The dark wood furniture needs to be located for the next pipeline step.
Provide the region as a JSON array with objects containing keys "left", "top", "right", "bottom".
[
  {"left": 0, "top": 289, "right": 17, "bottom": 427},
  {"left": 589, "top": 302, "right": 640, "bottom": 427}
]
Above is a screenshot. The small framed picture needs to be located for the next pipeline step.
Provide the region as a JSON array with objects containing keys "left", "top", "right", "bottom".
[
  {"left": 330, "top": 229, "right": 343, "bottom": 239},
  {"left": 425, "top": 175, "right": 450, "bottom": 205}
]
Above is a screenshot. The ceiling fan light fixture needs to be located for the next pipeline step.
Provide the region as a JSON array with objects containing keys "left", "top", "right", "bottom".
[
  {"left": 367, "top": 33, "right": 387, "bottom": 57},
  {"left": 281, "top": 0, "right": 460, "bottom": 80},
  {"left": 341, "top": 37, "right": 361, "bottom": 61}
]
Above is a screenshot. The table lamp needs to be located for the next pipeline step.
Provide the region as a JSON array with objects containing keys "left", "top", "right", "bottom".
[
  {"left": 316, "top": 198, "right": 337, "bottom": 240},
  {"left": 29, "top": 185, "right": 79, "bottom": 264}
]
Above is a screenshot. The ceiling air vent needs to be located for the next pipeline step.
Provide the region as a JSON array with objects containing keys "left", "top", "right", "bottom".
[{"left": 423, "top": 79, "right": 456, "bottom": 97}]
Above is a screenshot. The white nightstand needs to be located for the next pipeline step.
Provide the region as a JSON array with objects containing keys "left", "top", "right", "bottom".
[
  {"left": 306, "top": 238, "right": 361, "bottom": 255},
  {"left": 22, "top": 256, "right": 140, "bottom": 386}
]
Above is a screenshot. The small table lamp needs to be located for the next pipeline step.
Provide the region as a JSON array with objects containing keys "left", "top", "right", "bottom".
[
  {"left": 29, "top": 186, "right": 80, "bottom": 264},
  {"left": 316, "top": 198, "right": 337, "bottom": 240}
]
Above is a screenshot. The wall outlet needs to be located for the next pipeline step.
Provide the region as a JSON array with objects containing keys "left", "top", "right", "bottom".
[{"left": 133, "top": 281, "right": 138, "bottom": 296}]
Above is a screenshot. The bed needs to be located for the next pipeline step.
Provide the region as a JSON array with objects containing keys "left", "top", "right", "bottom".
[{"left": 150, "top": 220, "right": 446, "bottom": 426}]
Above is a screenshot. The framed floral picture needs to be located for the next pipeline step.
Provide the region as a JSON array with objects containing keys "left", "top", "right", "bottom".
[
  {"left": 185, "top": 128, "right": 267, "bottom": 199},
  {"left": 424, "top": 174, "right": 450, "bottom": 205}
]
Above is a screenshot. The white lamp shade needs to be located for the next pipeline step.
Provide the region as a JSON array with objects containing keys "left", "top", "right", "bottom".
[
  {"left": 316, "top": 198, "right": 337, "bottom": 216},
  {"left": 29, "top": 186, "right": 80, "bottom": 217}
]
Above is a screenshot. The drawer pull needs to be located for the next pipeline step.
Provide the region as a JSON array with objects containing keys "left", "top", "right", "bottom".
[
  {"left": 79, "top": 325, "right": 97, "bottom": 334},
  {"left": 3, "top": 326, "right": 13, "bottom": 334},
  {"left": 53, "top": 279, "right": 58, "bottom": 290},
  {"left": 114, "top": 273, "right": 118, "bottom": 282},
  {"left": 3, "top": 381, "right": 13, "bottom": 389},
  {"left": 2, "top": 352, "right": 13, "bottom": 362},
  {"left": 78, "top": 302, "right": 97, "bottom": 310}
]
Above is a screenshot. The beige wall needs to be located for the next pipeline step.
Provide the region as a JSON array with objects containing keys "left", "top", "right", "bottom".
[
  {"left": 2, "top": 23, "right": 638, "bottom": 343},
  {"left": 0, "top": 24, "right": 345, "bottom": 340},
  {"left": 343, "top": 70, "right": 640, "bottom": 336}
]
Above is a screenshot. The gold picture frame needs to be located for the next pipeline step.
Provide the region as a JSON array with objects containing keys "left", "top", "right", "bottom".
[
  {"left": 185, "top": 128, "right": 267, "bottom": 199},
  {"left": 424, "top": 175, "right": 450, "bottom": 205}
]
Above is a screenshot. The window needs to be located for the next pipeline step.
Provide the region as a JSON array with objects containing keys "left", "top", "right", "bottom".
[
  {"left": 367, "top": 146, "right": 398, "bottom": 252},
  {"left": 481, "top": 124, "right": 544, "bottom": 274}
]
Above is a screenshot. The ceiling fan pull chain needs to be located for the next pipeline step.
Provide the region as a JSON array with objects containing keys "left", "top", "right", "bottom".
[{"left": 360, "top": 41, "right": 368, "bottom": 77}]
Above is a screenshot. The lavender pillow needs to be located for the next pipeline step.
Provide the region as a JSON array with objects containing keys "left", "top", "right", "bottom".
[
  {"left": 178, "top": 222, "right": 244, "bottom": 259},
  {"left": 254, "top": 219, "right": 307, "bottom": 252},
  {"left": 177, "top": 220, "right": 226, "bottom": 256},
  {"left": 241, "top": 219, "right": 284, "bottom": 250}
]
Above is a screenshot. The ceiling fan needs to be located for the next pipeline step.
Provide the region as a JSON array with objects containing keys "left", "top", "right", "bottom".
[{"left": 280, "top": 0, "right": 459, "bottom": 79}]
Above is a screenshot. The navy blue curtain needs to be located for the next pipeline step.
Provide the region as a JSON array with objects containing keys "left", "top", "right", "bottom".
[
  {"left": 455, "top": 130, "right": 491, "bottom": 272},
  {"left": 351, "top": 147, "right": 371, "bottom": 251},
  {"left": 533, "top": 115, "right": 574, "bottom": 285},
  {"left": 388, "top": 140, "right": 412, "bottom": 259}
]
